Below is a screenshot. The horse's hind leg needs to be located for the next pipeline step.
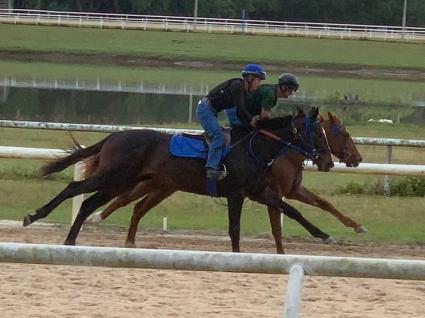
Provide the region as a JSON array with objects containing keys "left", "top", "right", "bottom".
[
  {"left": 64, "top": 190, "right": 116, "bottom": 245},
  {"left": 86, "top": 178, "right": 159, "bottom": 224},
  {"left": 251, "top": 187, "right": 333, "bottom": 242},
  {"left": 289, "top": 185, "right": 367, "bottom": 233},
  {"left": 23, "top": 175, "right": 106, "bottom": 226},
  {"left": 125, "top": 188, "right": 175, "bottom": 248}
]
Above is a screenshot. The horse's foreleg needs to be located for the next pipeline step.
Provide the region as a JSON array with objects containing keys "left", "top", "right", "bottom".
[
  {"left": 24, "top": 176, "right": 104, "bottom": 227},
  {"left": 267, "top": 207, "right": 284, "bottom": 254},
  {"left": 125, "top": 188, "right": 175, "bottom": 248},
  {"left": 64, "top": 191, "right": 116, "bottom": 245},
  {"left": 251, "top": 187, "right": 333, "bottom": 242},
  {"left": 227, "top": 191, "right": 244, "bottom": 253},
  {"left": 288, "top": 186, "right": 367, "bottom": 233}
]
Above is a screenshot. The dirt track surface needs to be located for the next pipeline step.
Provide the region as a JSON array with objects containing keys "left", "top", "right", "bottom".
[
  {"left": 2, "top": 50, "right": 425, "bottom": 82},
  {"left": 0, "top": 224, "right": 424, "bottom": 318}
]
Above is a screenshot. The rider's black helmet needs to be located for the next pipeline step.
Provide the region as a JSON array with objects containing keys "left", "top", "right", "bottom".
[{"left": 278, "top": 73, "right": 299, "bottom": 91}]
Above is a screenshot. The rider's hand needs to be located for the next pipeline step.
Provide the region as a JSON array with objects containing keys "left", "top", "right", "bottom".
[{"left": 250, "top": 115, "right": 261, "bottom": 127}]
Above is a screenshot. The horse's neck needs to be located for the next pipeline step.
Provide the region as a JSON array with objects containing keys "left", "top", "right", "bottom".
[
  {"left": 256, "top": 131, "right": 293, "bottom": 158},
  {"left": 280, "top": 149, "right": 306, "bottom": 168}
]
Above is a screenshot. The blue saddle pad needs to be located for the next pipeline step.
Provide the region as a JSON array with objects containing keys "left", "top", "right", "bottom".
[
  {"left": 169, "top": 133, "right": 208, "bottom": 159},
  {"left": 169, "top": 133, "right": 229, "bottom": 159}
]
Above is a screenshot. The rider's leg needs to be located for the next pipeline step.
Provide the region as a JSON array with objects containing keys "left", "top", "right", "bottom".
[{"left": 196, "top": 98, "right": 226, "bottom": 179}]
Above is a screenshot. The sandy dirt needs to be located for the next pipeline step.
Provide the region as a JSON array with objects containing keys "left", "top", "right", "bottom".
[{"left": 0, "top": 223, "right": 424, "bottom": 318}]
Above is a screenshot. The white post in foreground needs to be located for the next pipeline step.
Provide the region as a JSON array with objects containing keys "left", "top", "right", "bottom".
[
  {"left": 283, "top": 265, "right": 305, "bottom": 318},
  {"left": 71, "top": 161, "right": 85, "bottom": 223}
]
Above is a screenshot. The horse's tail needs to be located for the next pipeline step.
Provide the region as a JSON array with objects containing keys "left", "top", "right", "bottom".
[{"left": 41, "top": 136, "right": 109, "bottom": 177}]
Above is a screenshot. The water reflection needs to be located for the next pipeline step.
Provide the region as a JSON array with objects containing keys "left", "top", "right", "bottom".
[{"left": 0, "top": 77, "right": 424, "bottom": 126}]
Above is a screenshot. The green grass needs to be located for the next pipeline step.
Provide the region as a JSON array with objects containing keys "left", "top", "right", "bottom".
[{"left": 1, "top": 24, "right": 425, "bottom": 69}]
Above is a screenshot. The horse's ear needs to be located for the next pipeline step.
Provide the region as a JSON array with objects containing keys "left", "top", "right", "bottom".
[
  {"left": 327, "top": 111, "right": 335, "bottom": 122},
  {"left": 296, "top": 106, "right": 304, "bottom": 116},
  {"left": 318, "top": 114, "right": 324, "bottom": 122},
  {"left": 310, "top": 107, "right": 319, "bottom": 119}
]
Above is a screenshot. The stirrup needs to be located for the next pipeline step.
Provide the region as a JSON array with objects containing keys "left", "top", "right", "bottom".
[{"left": 206, "top": 168, "right": 228, "bottom": 180}]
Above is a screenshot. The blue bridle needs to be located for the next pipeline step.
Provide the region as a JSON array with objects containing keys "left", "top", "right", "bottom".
[{"left": 247, "top": 115, "right": 322, "bottom": 168}]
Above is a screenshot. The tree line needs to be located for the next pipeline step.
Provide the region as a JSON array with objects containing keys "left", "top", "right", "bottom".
[{"left": 13, "top": 0, "right": 425, "bottom": 27}]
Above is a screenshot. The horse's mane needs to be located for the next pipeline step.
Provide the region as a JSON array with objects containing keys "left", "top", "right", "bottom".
[{"left": 255, "top": 114, "right": 294, "bottom": 131}]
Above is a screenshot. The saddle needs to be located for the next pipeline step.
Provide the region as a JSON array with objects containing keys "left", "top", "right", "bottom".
[{"left": 169, "top": 129, "right": 231, "bottom": 160}]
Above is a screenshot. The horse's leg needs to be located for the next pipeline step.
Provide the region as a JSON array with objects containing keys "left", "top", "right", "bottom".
[
  {"left": 288, "top": 185, "right": 367, "bottom": 233},
  {"left": 125, "top": 188, "right": 175, "bottom": 248},
  {"left": 251, "top": 187, "right": 334, "bottom": 243},
  {"left": 64, "top": 191, "right": 116, "bottom": 245},
  {"left": 86, "top": 178, "right": 158, "bottom": 224},
  {"left": 227, "top": 191, "right": 244, "bottom": 252},
  {"left": 266, "top": 185, "right": 285, "bottom": 254},
  {"left": 267, "top": 206, "right": 284, "bottom": 254},
  {"left": 24, "top": 175, "right": 106, "bottom": 226}
]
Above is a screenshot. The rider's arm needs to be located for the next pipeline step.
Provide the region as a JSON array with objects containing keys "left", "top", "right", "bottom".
[
  {"left": 230, "top": 80, "right": 253, "bottom": 125},
  {"left": 260, "top": 86, "right": 277, "bottom": 119}
]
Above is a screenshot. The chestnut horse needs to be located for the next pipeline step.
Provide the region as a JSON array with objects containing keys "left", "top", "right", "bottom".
[
  {"left": 266, "top": 112, "right": 365, "bottom": 253},
  {"left": 87, "top": 112, "right": 364, "bottom": 252},
  {"left": 23, "top": 108, "right": 333, "bottom": 248}
]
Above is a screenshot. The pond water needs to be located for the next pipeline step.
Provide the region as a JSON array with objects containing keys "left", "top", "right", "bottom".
[{"left": 0, "top": 76, "right": 424, "bottom": 126}]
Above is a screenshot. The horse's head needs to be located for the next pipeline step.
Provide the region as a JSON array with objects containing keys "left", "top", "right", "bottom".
[
  {"left": 319, "top": 112, "right": 362, "bottom": 167},
  {"left": 255, "top": 107, "right": 333, "bottom": 172},
  {"left": 291, "top": 107, "right": 334, "bottom": 172}
]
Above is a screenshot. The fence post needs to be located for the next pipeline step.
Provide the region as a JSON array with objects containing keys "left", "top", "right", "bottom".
[
  {"left": 283, "top": 264, "right": 305, "bottom": 318},
  {"left": 384, "top": 145, "right": 393, "bottom": 195},
  {"left": 71, "top": 161, "right": 85, "bottom": 224},
  {"left": 188, "top": 93, "right": 193, "bottom": 123}
]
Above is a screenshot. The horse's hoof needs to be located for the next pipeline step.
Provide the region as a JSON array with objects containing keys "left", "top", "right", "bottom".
[
  {"left": 64, "top": 240, "right": 76, "bottom": 246},
  {"left": 85, "top": 211, "right": 103, "bottom": 224},
  {"left": 323, "top": 236, "right": 337, "bottom": 244},
  {"left": 22, "top": 215, "right": 32, "bottom": 227},
  {"left": 355, "top": 225, "right": 368, "bottom": 233},
  {"left": 125, "top": 242, "right": 136, "bottom": 248}
]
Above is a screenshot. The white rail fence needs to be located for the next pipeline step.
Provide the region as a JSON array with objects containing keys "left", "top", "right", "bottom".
[
  {"left": 0, "top": 243, "right": 424, "bottom": 318},
  {"left": 1, "top": 119, "right": 425, "bottom": 147},
  {"left": 1, "top": 9, "right": 425, "bottom": 42},
  {"left": 1, "top": 145, "right": 424, "bottom": 176},
  {"left": 0, "top": 77, "right": 210, "bottom": 96}
]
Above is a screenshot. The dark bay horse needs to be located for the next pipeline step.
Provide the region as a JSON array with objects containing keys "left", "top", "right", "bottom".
[
  {"left": 23, "top": 108, "right": 334, "bottom": 248},
  {"left": 87, "top": 112, "right": 364, "bottom": 252}
]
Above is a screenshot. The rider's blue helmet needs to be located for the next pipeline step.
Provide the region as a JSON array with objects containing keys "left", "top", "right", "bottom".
[{"left": 241, "top": 63, "right": 266, "bottom": 80}]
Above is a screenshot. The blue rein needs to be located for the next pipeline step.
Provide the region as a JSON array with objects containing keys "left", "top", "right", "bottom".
[{"left": 248, "top": 115, "right": 319, "bottom": 167}]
